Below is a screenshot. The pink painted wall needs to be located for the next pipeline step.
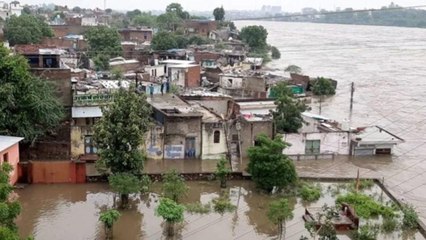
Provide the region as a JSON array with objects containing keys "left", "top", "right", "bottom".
[{"left": 0, "top": 144, "right": 20, "bottom": 185}]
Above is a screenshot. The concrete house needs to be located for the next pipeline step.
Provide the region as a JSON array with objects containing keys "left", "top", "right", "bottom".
[
  {"left": 160, "top": 60, "right": 201, "bottom": 89},
  {"left": 229, "top": 100, "right": 276, "bottom": 159},
  {"left": 188, "top": 102, "right": 227, "bottom": 160},
  {"left": 148, "top": 94, "right": 203, "bottom": 160},
  {"left": 0, "top": 135, "right": 24, "bottom": 185},
  {"left": 282, "top": 113, "right": 350, "bottom": 160},
  {"left": 184, "top": 20, "right": 217, "bottom": 37},
  {"left": 218, "top": 72, "right": 267, "bottom": 99},
  {"left": 351, "top": 126, "right": 404, "bottom": 156}
]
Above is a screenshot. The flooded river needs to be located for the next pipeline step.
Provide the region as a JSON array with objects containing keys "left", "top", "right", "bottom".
[
  {"left": 16, "top": 181, "right": 423, "bottom": 240},
  {"left": 15, "top": 22, "right": 426, "bottom": 239},
  {"left": 235, "top": 21, "right": 426, "bottom": 223}
]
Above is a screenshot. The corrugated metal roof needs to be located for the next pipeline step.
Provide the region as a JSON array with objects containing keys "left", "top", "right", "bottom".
[
  {"left": 0, "top": 136, "right": 24, "bottom": 152},
  {"left": 72, "top": 107, "right": 102, "bottom": 118}
]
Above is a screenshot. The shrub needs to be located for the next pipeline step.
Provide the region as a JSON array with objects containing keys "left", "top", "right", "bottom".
[
  {"left": 352, "top": 179, "right": 374, "bottom": 191},
  {"left": 336, "top": 193, "right": 395, "bottom": 219},
  {"left": 351, "top": 224, "right": 380, "bottom": 240},
  {"left": 213, "top": 193, "right": 236, "bottom": 214},
  {"left": 402, "top": 204, "right": 418, "bottom": 229},
  {"left": 382, "top": 217, "right": 398, "bottom": 233},
  {"left": 271, "top": 46, "right": 281, "bottom": 59},
  {"left": 185, "top": 202, "right": 211, "bottom": 214},
  {"left": 299, "top": 183, "right": 321, "bottom": 202}
]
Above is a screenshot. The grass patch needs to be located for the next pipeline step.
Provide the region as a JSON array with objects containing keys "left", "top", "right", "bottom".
[
  {"left": 336, "top": 193, "right": 395, "bottom": 219},
  {"left": 402, "top": 204, "right": 419, "bottom": 230},
  {"left": 185, "top": 202, "right": 211, "bottom": 214},
  {"left": 352, "top": 179, "right": 375, "bottom": 191}
]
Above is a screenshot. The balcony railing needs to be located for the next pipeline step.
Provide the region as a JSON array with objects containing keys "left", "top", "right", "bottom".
[{"left": 73, "top": 94, "right": 113, "bottom": 106}]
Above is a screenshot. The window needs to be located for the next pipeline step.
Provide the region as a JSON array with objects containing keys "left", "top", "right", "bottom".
[
  {"left": 3, "top": 153, "right": 9, "bottom": 163},
  {"left": 213, "top": 131, "right": 220, "bottom": 143},
  {"left": 305, "top": 140, "right": 321, "bottom": 155},
  {"left": 84, "top": 136, "right": 98, "bottom": 154},
  {"left": 144, "top": 35, "right": 147, "bottom": 40}
]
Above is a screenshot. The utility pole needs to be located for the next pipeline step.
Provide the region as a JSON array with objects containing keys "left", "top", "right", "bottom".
[
  {"left": 350, "top": 82, "right": 355, "bottom": 119},
  {"left": 349, "top": 82, "right": 355, "bottom": 155}
]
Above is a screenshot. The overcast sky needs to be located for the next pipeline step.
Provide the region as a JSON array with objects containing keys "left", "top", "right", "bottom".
[{"left": 21, "top": 0, "right": 426, "bottom": 12}]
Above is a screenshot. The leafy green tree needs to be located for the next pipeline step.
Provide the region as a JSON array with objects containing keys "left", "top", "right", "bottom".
[
  {"left": 166, "top": 3, "right": 188, "bottom": 19},
  {"left": 99, "top": 209, "right": 120, "bottom": 239},
  {"left": 155, "top": 198, "right": 185, "bottom": 237},
  {"left": 215, "top": 157, "right": 230, "bottom": 188},
  {"left": 284, "top": 65, "right": 302, "bottom": 74},
  {"left": 109, "top": 173, "right": 141, "bottom": 208},
  {"left": 156, "top": 12, "right": 183, "bottom": 32},
  {"left": 4, "top": 14, "right": 53, "bottom": 46},
  {"left": 0, "top": 45, "right": 63, "bottom": 143},
  {"left": 271, "top": 46, "right": 281, "bottom": 59},
  {"left": 272, "top": 83, "right": 308, "bottom": 133},
  {"left": 85, "top": 26, "right": 122, "bottom": 71},
  {"left": 312, "top": 77, "right": 336, "bottom": 114},
  {"left": 247, "top": 134, "right": 298, "bottom": 193},
  {"left": 93, "top": 86, "right": 151, "bottom": 204},
  {"left": 267, "top": 199, "right": 294, "bottom": 240},
  {"left": 132, "top": 12, "right": 156, "bottom": 28},
  {"left": 126, "top": 9, "right": 142, "bottom": 19},
  {"left": 174, "top": 35, "right": 189, "bottom": 49},
  {"left": 151, "top": 32, "right": 178, "bottom": 50},
  {"left": 213, "top": 6, "right": 225, "bottom": 21},
  {"left": 162, "top": 169, "right": 188, "bottom": 203},
  {"left": 111, "top": 68, "right": 123, "bottom": 79},
  {"left": 240, "top": 25, "right": 268, "bottom": 51},
  {"left": 93, "top": 54, "right": 111, "bottom": 71},
  {"left": 72, "top": 6, "right": 81, "bottom": 13},
  {"left": 0, "top": 164, "right": 21, "bottom": 239},
  {"left": 22, "top": 6, "right": 32, "bottom": 15}
]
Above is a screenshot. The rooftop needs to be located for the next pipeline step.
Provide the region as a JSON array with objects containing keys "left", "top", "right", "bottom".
[
  {"left": 147, "top": 94, "right": 203, "bottom": 118},
  {"left": 14, "top": 44, "right": 64, "bottom": 55},
  {"left": 159, "top": 59, "right": 195, "bottom": 65},
  {"left": 0, "top": 135, "right": 24, "bottom": 152},
  {"left": 354, "top": 126, "right": 404, "bottom": 144},
  {"left": 188, "top": 101, "right": 222, "bottom": 123},
  {"left": 237, "top": 101, "right": 276, "bottom": 122}
]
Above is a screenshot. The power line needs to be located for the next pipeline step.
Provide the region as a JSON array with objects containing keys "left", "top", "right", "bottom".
[{"left": 233, "top": 5, "right": 426, "bottom": 21}]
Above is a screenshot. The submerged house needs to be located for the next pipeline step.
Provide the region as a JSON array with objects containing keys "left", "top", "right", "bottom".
[
  {"left": 351, "top": 126, "right": 404, "bottom": 156},
  {"left": 282, "top": 113, "right": 404, "bottom": 159}
]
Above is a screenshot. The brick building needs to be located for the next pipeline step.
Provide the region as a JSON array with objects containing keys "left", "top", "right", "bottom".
[
  {"left": 118, "top": 28, "right": 153, "bottom": 44},
  {"left": 184, "top": 20, "right": 217, "bottom": 37}
]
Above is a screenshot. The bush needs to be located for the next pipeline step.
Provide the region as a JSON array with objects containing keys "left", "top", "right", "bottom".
[
  {"left": 402, "top": 204, "right": 418, "bottom": 229},
  {"left": 336, "top": 193, "right": 395, "bottom": 219},
  {"left": 351, "top": 224, "right": 380, "bottom": 240},
  {"left": 185, "top": 202, "right": 211, "bottom": 214},
  {"left": 299, "top": 183, "right": 321, "bottom": 202},
  {"left": 271, "top": 46, "right": 281, "bottom": 59},
  {"left": 213, "top": 193, "right": 236, "bottom": 214},
  {"left": 352, "top": 179, "right": 374, "bottom": 191},
  {"left": 382, "top": 217, "right": 398, "bottom": 233}
]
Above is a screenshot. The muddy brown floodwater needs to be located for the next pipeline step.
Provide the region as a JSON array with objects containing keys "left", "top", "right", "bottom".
[{"left": 16, "top": 181, "right": 424, "bottom": 240}]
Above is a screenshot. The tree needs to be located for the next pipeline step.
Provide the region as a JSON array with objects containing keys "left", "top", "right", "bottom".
[
  {"left": 109, "top": 173, "right": 141, "bottom": 208},
  {"left": 4, "top": 14, "right": 53, "bottom": 46},
  {"left": 155, "top": 198, "right": 185, "bottom": 237},
  {"left": 215, "top": 157, "right": 230, "bottom": 188},
  {"left": 93, "top": 86, "right": 151, "bottom": 204},
  {"left": 0, "top": 164, "right": 21, "bottom": 239},
  {"left": 312, "top": 77, "right": 336, "bottom": 115},
  {"left": 162, "top": 169, "right": 188, "bottom": 203},
  {"left": 166, "top": 3, "right": 188, "bottom": 19},
  {"left": 22, "top": 6, "right": 31, "bottom": 15},
  {"left": 105, "top": 8, "right": 113, "bottom": 14},
  {"left": 126, "top": 9, "right": 142, "bottom": 19},
  {"left": 151, "top": 32, "right": 178, "bottom": 51},
  {"left": 272, "top": 82, "right": 308, "bottom": 133},
  {"left": 240, "top": 25, "right": 268, "bottom": 50},
  {"left": 85, "top": 26, "right": 122, "bottom": 71},
  {"left": 99, "top": 209, "right": 120, "bottom": 239},
  {"left": 267, "top": 199, "right": 294, "bottom": 240},
  {"left": 0, "top": 46, "right": 63, "bottom": 144},
  {"left": 156, "top": 12, "right": 183, "bottom": 32},
  {"left": 72, "top": 6, "right": 81, "bottom": 13},
  {"left": 247, "top": 134, "right": 298, "bottom": 193},
  {"left": 271, "top": 46, "right": 281, "bottom": 59},
  {"left": 284, "top": 65, "right": 302, "bottom": 74},
  {"left": 132, "top": 12, "right": 156, "bottom": 28},
  {"left": 213, "top": 6, "right": 225, "bottom": 21}
]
